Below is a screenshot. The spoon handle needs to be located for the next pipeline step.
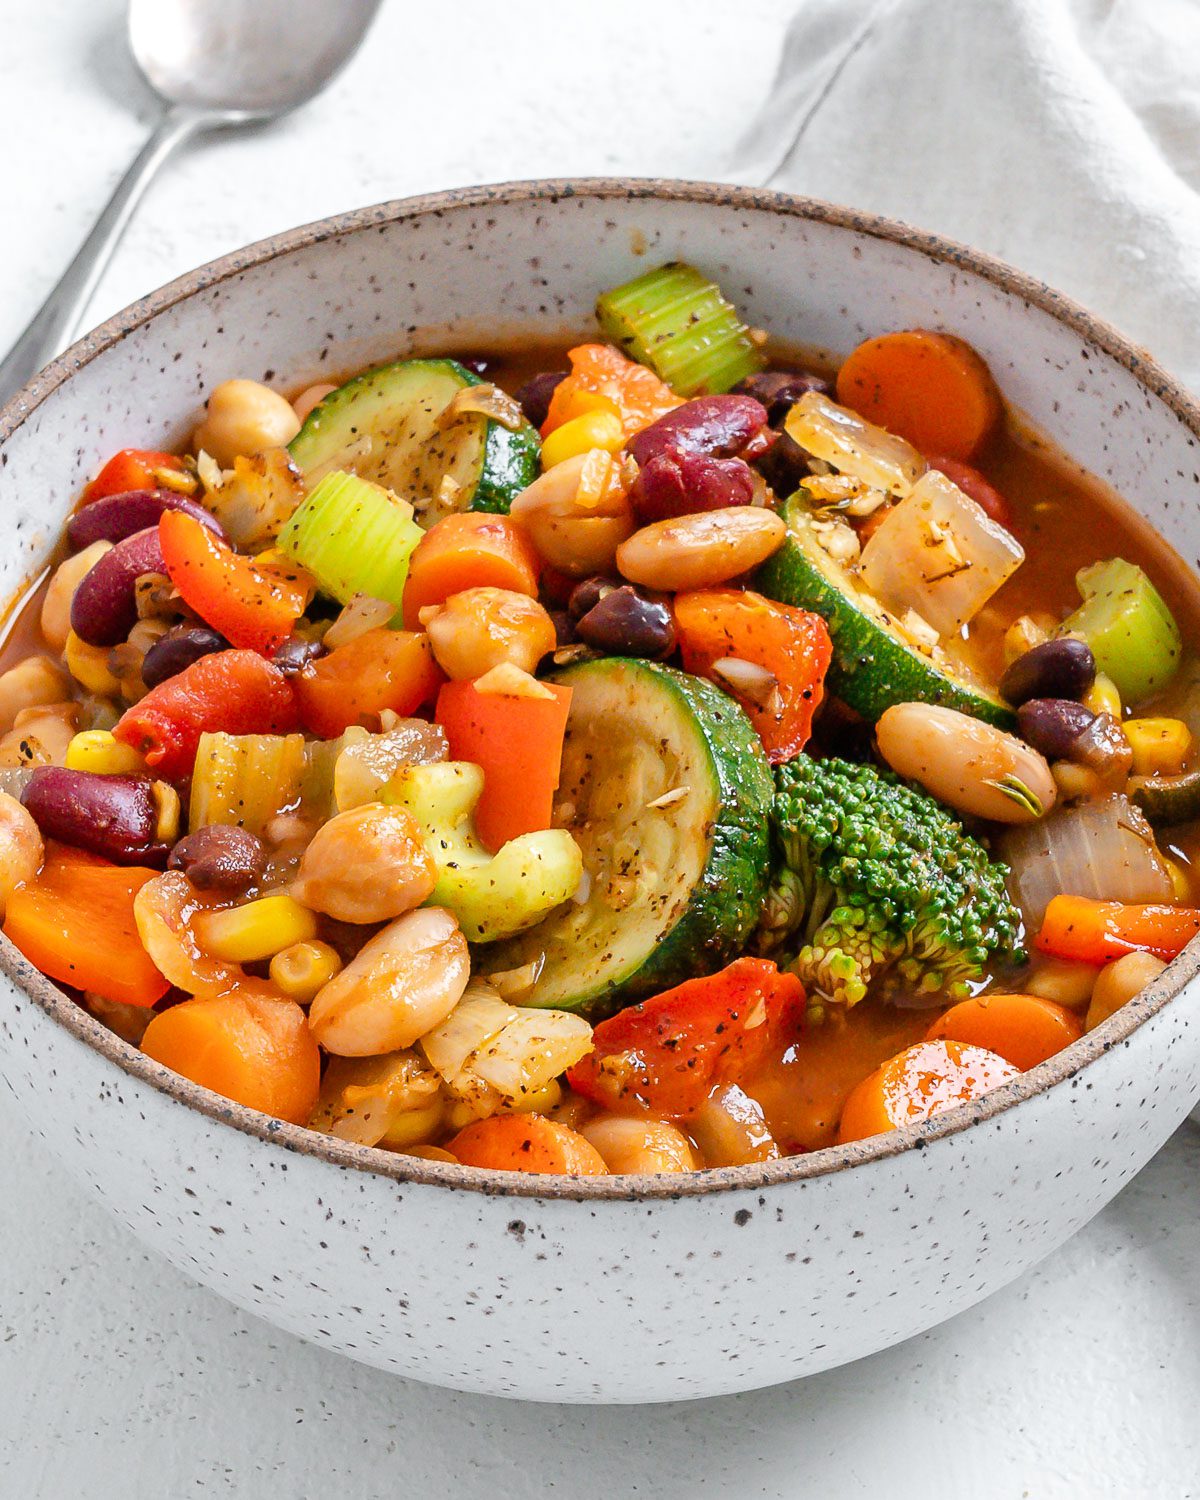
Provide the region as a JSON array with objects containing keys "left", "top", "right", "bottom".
[{"left": 0, "top": 104, "right": 211, "bottom": 407}]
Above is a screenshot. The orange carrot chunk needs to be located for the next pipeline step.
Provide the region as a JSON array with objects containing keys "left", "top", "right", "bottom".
[
  {"left": 542, "top": 344, "right": 682, "bottom": 440},
  {"left": 435, "top": 678, "right": 572, "bottom": 852},
  {"left": 1035, "top": 895, "right": 1200, "bottom": 965},
  {"left": 141, "top": 992, "right": 320, "bottom": 1125},
  {"left": 925, "top": 992, "right": 1083, "bottom": 1071},
  {"left": 295, "top": 629, "right": 443, "bottom": 738},
  {"left": 401, "top": 513, "right": 541, "bottom": 629},
  {"left": 836, "top": 330, "right": 1001, "bottom": 461},
  {"left": 836, "top": 1039, "right": 1018, "bottom": 1144},
  {"left": 449, "top": 1113, "right": 608, "bottom": 1175},
  {"left": 3, "top": 843, "right": 168, "bottom": 1007}
]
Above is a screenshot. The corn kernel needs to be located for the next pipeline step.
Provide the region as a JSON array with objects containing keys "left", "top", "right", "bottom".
[
  {"left": 1166, "top": 857, "right": 1192, "bottom": 902},
  {"left": 379, "top": 1100, "right": 445, "bottom": 1150},
  {"left": 269, "top": 938, "right": 343, "bottom": 1003},
  {"left": 541, "top": 409, "right": 625, "bottom": 470},
  {"left": 1123, "top": 716, "right": 1193, "bottom": 777},
  {"left": 501, "top": 1078, "right": 563, "bottom": 1115},
  {"left": 193, "top": 894, "right": 318, "bottom": 964},
  {"left": 1084, "top": 672, "right": 1122, "bottom": 721},
  {"left": 65, "top": 729, "right": 146, "bottom": 775},
  {"left": 65, "top": 630, "right": 122, "bottom": 697},
  {"left": 151, "top": 782, "right": 181, "bottom": 844}
]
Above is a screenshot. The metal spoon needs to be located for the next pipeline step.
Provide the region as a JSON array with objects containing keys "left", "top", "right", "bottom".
[{"left": 0, "top": 0, "right": 381, "bottom": 405}]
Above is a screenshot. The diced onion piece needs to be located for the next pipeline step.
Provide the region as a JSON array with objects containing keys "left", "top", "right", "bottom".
[
  {"left": 1000, "top": 793, "right": 1174, "bottom": 930},
  {"left": 468, "top": 1008, "right": 593, "bottom": 1100},
  {"left": 310, "top": 1050, "right": 441, "bottom": 1146},
  {"left": 488, "top": 955, "right": 546, "bottom": 1001},
  {"left": 785, "top": 390, "right": 924, "bottom": 497},
  {"left": 710, "top": 656, "right": 780, "bottom": 712},
  {"left": 323, "top": 593, "right": 397, "bottom": 650},
  {"left": 332, "top": 720, "right": 450, "bottom": 811},
  {"left": 859, "top": 468, "right": 1024, "bottom": 635},
  {"left": 437, "top": 383, "right": 525, "bottom": 432},
  {"left": 472, "top": 663, "right": 555, "bottom": 698},
  {"left": 201, "top": 448, "right": 304, "bottom": 549},
  {"left": 420, "top": 982, "right": 518, "bottom": 1086}
]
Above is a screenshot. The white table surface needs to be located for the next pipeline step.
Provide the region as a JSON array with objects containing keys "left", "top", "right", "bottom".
[{"left": 2, "top": 3, "right": 1199, "bottom": 1494}]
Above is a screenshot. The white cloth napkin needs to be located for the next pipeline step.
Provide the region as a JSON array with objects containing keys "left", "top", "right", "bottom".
[{"left": 730, "top": 0, "right": 1200, "bottom": 392}]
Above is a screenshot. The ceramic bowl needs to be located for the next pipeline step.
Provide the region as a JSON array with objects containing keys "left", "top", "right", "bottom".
[{"left": 1, "top": 181, "right": 1198, "bottom": 1404}]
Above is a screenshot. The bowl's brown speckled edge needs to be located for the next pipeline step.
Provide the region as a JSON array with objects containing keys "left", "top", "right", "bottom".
[{"left": 2, "top": 177, "right": 1198, "bottom": 1202}]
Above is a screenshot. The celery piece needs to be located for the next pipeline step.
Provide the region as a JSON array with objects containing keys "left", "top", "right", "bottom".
[
  {"left": 595, "top": 261, "right": 766, "bottom": 396},
  {"left": 1060, "top": 558, "right": 1182, "bottom": 705},
  {"left": 276, "top": 470, "right": 422, "bottom": 614},
  {"left": 189, "top": 731, "right": 307, "bottom": 836},
  {"left": 384, "top": 760, "right": 583, "bottom": 943}
]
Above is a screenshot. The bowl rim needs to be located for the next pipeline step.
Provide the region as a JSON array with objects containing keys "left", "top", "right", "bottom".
[{"left": 2, "top": 175, "right": 1198, "bottom": 1203}]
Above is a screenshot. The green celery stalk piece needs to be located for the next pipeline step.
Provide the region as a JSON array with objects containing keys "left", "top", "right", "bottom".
[
  {"left": 595, "top": 261, "right": 766, "bottom": 396},
  {"left": 1060, "top": 557, "right": 1182, "bottom": 705},
  {"left": 277, "top": 470, "right": 422, "bottom": 615}
]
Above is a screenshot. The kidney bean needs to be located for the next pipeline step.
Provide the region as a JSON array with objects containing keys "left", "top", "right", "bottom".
[
  {"left": 733, "top": 369, "right": 831, "bottom": 427},
  {"left": 575, "top": 586, "right": 676, "bottom": 659},
  {"left": 629, "top": 450, "right": 756, "bottom": 524},
  {"left": 926, "top": 456, "right": 1011, "bottom": 527},
  {"left": 67, "top": 489, "right": 223, "bottom": 549},
  {"left": 515, "top": 372, "right": 567, "bottom": 430},
  {"left": 628, "top": 395, "right": 766, "bottom": 468},
  {"left": 1001, "top": 637, "right": 1096, "bottom": 706},
  {"left": 567, "top": 575, "right": 621, "bottom": 623},
  {"left": 140, "top": 625, "right": 229, "bottom": 689},
  {"left": 457, "top": 356, "right": 491, "bottom": 376},
  {"left": 272, "top": 634, "right": 326, "bottom": 676},
  {"left": 169, "top": 824, "right": 266, "bottom": 892},
  {"left": 21, "top": 767, "right": 169, "bottom": 866},
  {"left": 1017, "top": 698, "right": 1096, "bottom": 761},
  {"left": 70, "top": 527, "right": 166, "bottom": 647}
]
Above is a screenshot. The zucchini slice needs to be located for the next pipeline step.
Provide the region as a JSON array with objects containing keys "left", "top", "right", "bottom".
[
  {"left": 288, "top": 358, "right": 540, "bottom": 523},
  {"left": 756, "top": 493, "right": 1013, "bottom": 727},
  {"left": 484, "top": 658, "right": 772, "bottom": 1017}
]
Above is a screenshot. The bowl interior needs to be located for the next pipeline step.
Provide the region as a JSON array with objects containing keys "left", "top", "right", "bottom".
[{"left": 2, "top": 179, "right": 1199, "bottom": 1196}]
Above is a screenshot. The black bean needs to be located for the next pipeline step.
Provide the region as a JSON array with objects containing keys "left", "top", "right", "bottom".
[
  {"left": 272, "top": 634, "right": 326, "bottom": 675},
  {"left": 549, "top": 609, "right": 577, "bottom": 647},
  {"left": 1000, "top": 637, "right": 1096, "bottom": 705},
  {"left": 753, "top": 431, "right": 812, "bottom": 498},
  {"left": 22, "top": 768, "right": 169, "bottom": 867},
  {"left": 169, "top": 825, "right": 266, "bottom": 892},
  {"left": 575, "top": 586, "right": 676, "bottom": 659},
  {"left": 515, "top": 372, "right": 567, "bottom": 430},
  {"left": 567, "top": 575, "right": 621, "bottom": 623},
  {"left": 142, "top": 625, "right": 229, "bottom": 689},
  {"left": 456, "top": 356, "right": 491, "bottom": 376},
  {"left": 1017, "top": 698, "right": 1096, "bottom": 761},
  {"left": 733, "top": 369, "right": 831, "bottom": 427}
]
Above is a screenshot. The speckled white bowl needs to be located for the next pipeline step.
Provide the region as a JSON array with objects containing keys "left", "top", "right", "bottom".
[{"left": 1, "top": 182, "right": 1198, "bottom": 1404}]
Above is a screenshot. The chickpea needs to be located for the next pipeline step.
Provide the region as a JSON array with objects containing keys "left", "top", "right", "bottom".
[
  {"left": 292, "top": 804, "right": 437, "bottom": 924},
  {"left": 0, "top": 703, "right": 78, "bottom": 768},
  {"left": 1024, "top": 956, "right": 1098, "bottom": 1011},
  {"left": 615, "top": 507, "right": 787, "bottom": 592},
  {"left": 0, "top": 793, "right": 43, "bottom": 918},
  {"left": 308, "top": 906, "right": 470, "bottom": 1056},
  {"left": 425, "top": 587, "right": 556, "bottom": 681},
  {"left": 291, "top": 382, "right": 337, "bottom": 423},
  {"left": 876, "top": 702, "right": 1056, "bottom": 824},
  {"left": 192, "top": 378, "right": 301, "bottom": 467},
  {"left": 0, "top": 657, "right": 72, "bottom": 736},
  {"left": 582, "top": 1116, "right": 697, "bottom": 1174},
  {"left": 1086, "top": 951, "right": 1167, "bottom": 1032},
  {"left": 41, "top": 540, "right": 111, "bottom": 652},
  {"left": 509, "top": 451, "right": 636, "bottom": 576}
]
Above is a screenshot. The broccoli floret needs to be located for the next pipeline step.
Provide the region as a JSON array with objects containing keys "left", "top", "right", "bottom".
[{"left": 757, "top": 755, "right": 1024, "bottom": 1007}]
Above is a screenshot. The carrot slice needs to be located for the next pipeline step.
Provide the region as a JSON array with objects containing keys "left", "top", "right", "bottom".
[
  {"left": 925, "top": 993, "right": 1082, "bottom": 1071},
  {"left": 295, "top": 629, "right": 443, "bottom": 738},
  {"left": 401, "top": 513, "right": 541, "bottom": 629},
  {"left": 435, "top": 678, "right": 572, "bottom": 852},
  {"left": 4, "top": 843, "right": 168, "bottom": 1007},
  {"left": 142, "top": 991, "right": 320, "bottom": 1124},
  {"left": 449, "top": 1113, "right": 608, "bottom": 1175},
  {"left": 836, "top": 330, "right": 1001, "bottom": 461},
  {"left": 542, "top": 344, "right": 682, "bottom": 440},
  {"left": 836, "top": 1039, "right": 1018, "bottom": 1144},
  {"left": 1035, "top": 895, "right": 1200, "bottom": 964}
]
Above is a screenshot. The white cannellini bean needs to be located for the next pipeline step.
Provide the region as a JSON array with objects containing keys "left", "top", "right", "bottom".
[
  {"left": 41, "top": 540, "right": 112, "bottom": 652},
  {"left": 615, "top": 507, "right": 786, "bottom": 592},
  {"left": 876, "top": 702, "right": 1056, "bottom": 824},
  {"left": 192, "top": 379, "right": 301, "bottom": 467},
  {"left": 581, "top": 1117, "right": 697, "bottom": 1174},
  {"left": 0, "top": 657, "right": 72, "bottom": 735},
  {"left": 0, "top": 793, "right": 43, "bottom": 918},
  {"left": 308, "top": 907, "right": 470, "bottom": 1056}
]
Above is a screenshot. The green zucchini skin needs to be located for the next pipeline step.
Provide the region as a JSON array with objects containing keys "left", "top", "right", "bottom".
[
  {"left": 484, "top": 659, "right": 773, "bottom": 1019},
  {"left": 756, "top": 493, "right": 1014, "bottom": 728},
  {"left": 288, "top": 357, "right": 539, "bottom": 519}
]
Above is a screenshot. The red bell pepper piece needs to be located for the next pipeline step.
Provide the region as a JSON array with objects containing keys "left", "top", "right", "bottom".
[
  {"left": 673, "top": 588, "right": 833, "bottom": 763},
  {"left": 1035, "top": 895, "right": 1200, "bottom": 965},
  {"left": 435, "top": 678, "right": 572, "bottom": 852},
  {"left": 159, "top": 509, "right": 308, "bottom": 655},
  {"left": 85, "top": 448, "right": 187, "bottom": 502},
  {"left": 114, "top": 649, "right": 298, "bottom": 780},
  {"left": 568, "top": 957, "right": 805, "bottom": 1118}
]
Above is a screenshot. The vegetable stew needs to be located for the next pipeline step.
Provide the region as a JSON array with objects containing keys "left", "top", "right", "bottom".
[{"left": 2, "top": 260, "right": 1198, "bottom": 1173}]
